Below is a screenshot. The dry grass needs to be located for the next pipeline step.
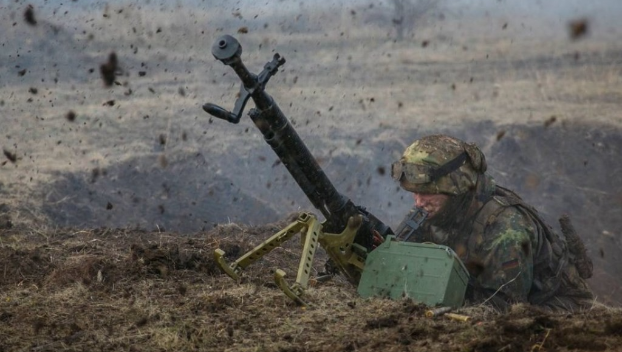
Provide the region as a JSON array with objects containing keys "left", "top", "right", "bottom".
[{"left": 2, "top": 218, "right": 622, "bottom": 351}]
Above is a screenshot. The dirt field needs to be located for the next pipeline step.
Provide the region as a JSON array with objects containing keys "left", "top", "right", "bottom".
[
  {"left": 1, "top": 1, "right": 622, "bottom": 350},
  {"left": 2, "top": 219, "right": 622, "bottom": 352}
]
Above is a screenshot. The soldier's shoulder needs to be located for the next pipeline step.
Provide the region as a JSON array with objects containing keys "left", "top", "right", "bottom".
[
  {"left": 477, "top": 196, "right": 525, "bottom": 225},
  {"left": 481, "top": 197, "right": 534, "bottom": 236},
  {"left": 488, "top": 196, "right": 531, "bottom": 220}
]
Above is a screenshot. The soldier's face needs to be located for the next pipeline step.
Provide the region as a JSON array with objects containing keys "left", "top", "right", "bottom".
[{"left": 413, "top": 192, "right": 450, "bottom": 219}]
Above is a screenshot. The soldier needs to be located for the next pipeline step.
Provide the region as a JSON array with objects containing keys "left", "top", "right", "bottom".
[{"left": 391, "top": 134, "right": 594, "bottom": 311}]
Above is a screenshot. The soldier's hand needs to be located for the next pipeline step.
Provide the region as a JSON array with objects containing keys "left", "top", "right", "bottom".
[{"left": 372, "top": 230, "right": 384, "bottom": 249}]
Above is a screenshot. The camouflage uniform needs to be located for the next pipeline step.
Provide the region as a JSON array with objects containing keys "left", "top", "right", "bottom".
[{"left": 392, "top": 135, "right": 594, "bottom": 312}]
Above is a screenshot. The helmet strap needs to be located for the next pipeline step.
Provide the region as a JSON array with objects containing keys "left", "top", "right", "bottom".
[{"left": 429, "top": 152, "right": 468, "bottom": 181}]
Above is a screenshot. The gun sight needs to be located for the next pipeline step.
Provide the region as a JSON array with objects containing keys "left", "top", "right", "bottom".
[{"left": 203, "top": 35, "right": 285, "bottom": 124}]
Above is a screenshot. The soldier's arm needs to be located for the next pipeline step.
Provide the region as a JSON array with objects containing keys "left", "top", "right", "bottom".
[{"left": 469, "top": 207, "right": 537, "bottom": 308}]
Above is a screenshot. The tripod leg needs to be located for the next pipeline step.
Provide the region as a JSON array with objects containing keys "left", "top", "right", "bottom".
[
  {"left": 273, "top": 214, "right": 322, "bottom": 306},
  {"left": 214, "top": 214, "right": 309, "bottom": 281}
]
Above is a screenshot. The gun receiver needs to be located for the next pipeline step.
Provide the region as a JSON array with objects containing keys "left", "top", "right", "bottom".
[{"left": 203, "top": 35, "right": 393, "bottom": 251}]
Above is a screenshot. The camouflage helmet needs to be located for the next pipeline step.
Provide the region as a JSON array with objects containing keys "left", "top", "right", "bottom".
[{"left": 391, "top": 135, "right": 487, "bottom": 195}]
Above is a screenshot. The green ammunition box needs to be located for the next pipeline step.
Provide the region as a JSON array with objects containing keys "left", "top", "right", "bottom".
[{"left": 357, "top": 236, "right": 469, "bottom": 308}]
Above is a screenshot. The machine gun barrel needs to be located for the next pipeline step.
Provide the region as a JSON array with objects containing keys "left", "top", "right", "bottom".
[{"left": 203, "top": 35, "right": 393, "bottom": 250}]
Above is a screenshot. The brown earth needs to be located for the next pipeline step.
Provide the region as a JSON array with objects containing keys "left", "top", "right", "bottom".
[{"left": 1, "top": 217, "right": 621, "bottom": 352}]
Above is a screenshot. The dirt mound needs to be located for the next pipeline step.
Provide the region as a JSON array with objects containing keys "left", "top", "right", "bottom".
[
  {"left": 1, "top": 217, "right": 621, "bottom": 352},
  {"left": 41, "top": 152, "right": 279, "bottom": 232}
]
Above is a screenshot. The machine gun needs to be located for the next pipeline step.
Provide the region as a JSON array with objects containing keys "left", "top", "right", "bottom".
[{"left": 203, "top": 35, "right": 466, "bottom": 308}]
